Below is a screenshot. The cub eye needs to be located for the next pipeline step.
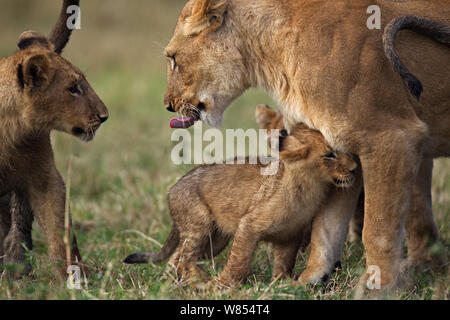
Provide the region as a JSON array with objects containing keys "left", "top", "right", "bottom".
[
  {"left": 280, "top": 129, "right": 288, "bottom": 137},
  {"left": 68, "top": 84, "right": 81, "bottom": 96},
  {"left": 324, "top": 152, "right": 337, "bottom": 159},
  {"left": 168, "top": 55, "right": 177, "bottom": 70}
]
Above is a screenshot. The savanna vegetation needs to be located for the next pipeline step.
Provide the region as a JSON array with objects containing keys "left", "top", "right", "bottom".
[{"left": 0, "top": 0, "right": 448, "bottom": 299}]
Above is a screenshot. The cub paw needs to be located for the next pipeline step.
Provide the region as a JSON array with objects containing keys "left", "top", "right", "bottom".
[
  {"left": 271, "top": 272, "right": 292, "bottom": 281},
  {"left": 297, "top": 261, "right": 341, "bottom": 286}
]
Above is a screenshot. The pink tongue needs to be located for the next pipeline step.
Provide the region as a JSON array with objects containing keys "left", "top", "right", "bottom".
[{"left": 169, "top": 116, "right": 196, "bottom": 129}]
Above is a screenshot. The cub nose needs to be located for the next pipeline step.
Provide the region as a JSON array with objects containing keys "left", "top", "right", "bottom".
[
  {"left": 98, "top": 114, "right": 109, "bottom": 123},
  {"left": 166, "top": 102, "right": 175, "bottom": 113}
]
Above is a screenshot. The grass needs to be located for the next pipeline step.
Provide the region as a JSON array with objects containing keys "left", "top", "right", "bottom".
[{"left": 0, "top": 0, "right": 448, "bottom": 300}]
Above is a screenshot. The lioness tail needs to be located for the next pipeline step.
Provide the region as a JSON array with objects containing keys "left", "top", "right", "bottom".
[
  {"left": 123, "top": 225, "right": 180, "bottom": 264},
  {"left": 383, "top": 15, "right": 450, "bottom": 100}
]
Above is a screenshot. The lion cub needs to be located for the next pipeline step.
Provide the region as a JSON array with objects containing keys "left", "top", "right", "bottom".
[
  {"left": 255, "top": 104, "right": 365, "bottom": 244},
  {"left": 125, "top": 124, "right": 357, "bottom": 286},
  {"left": 0, "top": 0, "right": 108, "bottom": 278}
]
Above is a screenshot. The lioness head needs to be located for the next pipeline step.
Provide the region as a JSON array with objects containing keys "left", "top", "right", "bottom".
[
  {"left": 16, "top": 31, "right": 108, "bottom": 142},
  {"left": 280, "top": 125, "right": 357, "bottom": 188},
  {"left": 165, "top": 0, "right": 248, "bottom": 128}
]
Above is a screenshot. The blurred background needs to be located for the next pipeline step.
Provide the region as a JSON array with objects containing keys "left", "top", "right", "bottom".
[{"left": 0, "top": 0, "right": 447, "bottom": 299}]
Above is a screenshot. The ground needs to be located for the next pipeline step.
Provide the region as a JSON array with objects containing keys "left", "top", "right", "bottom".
[{"left": 0, "top": 0, "right": 448, "bottom": 300}]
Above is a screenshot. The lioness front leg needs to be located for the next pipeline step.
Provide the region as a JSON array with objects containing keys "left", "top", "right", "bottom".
[
  {"left": 405, "top": 158, "right": 443, "bottom": 269},
  {"left": 359, "top": 129, "right": 426, "bottom": 290},
  {"left": 27, "top": 167, "right": 82, "bottom": 279},
  {"left": 298, "top": 166, "right": 362, "bottom": 285}
]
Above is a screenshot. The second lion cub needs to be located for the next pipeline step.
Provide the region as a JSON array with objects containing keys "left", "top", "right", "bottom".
[{"left": 125, "top": 125, "right": 357, "bottom": 286}]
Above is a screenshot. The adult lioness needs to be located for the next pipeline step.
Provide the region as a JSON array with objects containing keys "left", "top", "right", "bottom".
[
  {"left": 163, "top": 0, "right": 449, "bottom": 289},
  {"left": 0, "top": 0, "right": 108, "bottom": 278}
]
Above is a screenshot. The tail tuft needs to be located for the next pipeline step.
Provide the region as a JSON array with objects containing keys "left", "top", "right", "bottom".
[
  {"left": 123, "top": 252, "right": 152, "bottom": 264},
  {"left": 124, "top": 225, "right": 180, "bottom": 265},
  {"left": 405, "top": 74, "right": 423, "bottom": 100},
  {"left": 383, "top": 15, "right": 449, "bottom": 101}
]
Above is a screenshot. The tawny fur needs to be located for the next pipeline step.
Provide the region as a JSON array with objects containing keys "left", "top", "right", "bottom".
[
  {"left": 0, "top": 0, "right": 108, "bottom": 279},
  {"left": 255, "top": 104, "right": 365, "bottom": 244},
  {"left": 163, "top": 0, "right": 449, "bottom": 289},
  {"left": 125, "top": 125, "right": 357, "bottom": 286}
]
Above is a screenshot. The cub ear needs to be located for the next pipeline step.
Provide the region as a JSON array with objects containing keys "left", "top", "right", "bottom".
[
  {"left": 255, "top": 104, "right": 278, "bottom": 128},
  {"left": 280, "top": 147, "right": 309, "bottom": 162},
  {"left": 186, "top": 0, "right": 227, "bottom": 35},
  {"left": 20, "top": 54, "right": 52, "bottom": 91},
  {"left": 17, "top": 31, "right": 55, "bottom": 51},
  {"left": 279, "top": 137, "right": 309, "bottom": 162}
]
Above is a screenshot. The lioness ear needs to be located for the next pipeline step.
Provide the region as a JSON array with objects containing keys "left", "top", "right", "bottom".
[
  {"left": 256, "top": 104, "right": 278, "bottom": 128},
  {"left": 20, "top": 54, "right": 51, "bottom": 90},
  {"left": 17, "top": 31, "right": 55, "bottom": 51},
  {"left": 186, "top": 0, "right": 227, "bottom": 35}
]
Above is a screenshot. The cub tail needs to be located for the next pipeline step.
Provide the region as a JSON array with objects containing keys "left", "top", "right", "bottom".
[
  {"left": 123, "top": 225, "right": 180, "bottom": 264},
  {"left": 383, "top": 15, "right": 450, "bottom": 100}
]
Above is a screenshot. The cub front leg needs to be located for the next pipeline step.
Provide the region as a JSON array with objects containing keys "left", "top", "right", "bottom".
[
  {"left": 348, "top": 192, "right": 365, "bottom": 243},
  {"left": 299, "top": 166, "right": 363, "bottom": 285},
  {"left": 219, "top": 221, "right": 259, "bottom": 287},
  {"left": 3, "top": 192, "right": 33, "bottom": 277},
  {"left": 27, "top": 167, "right": 82, "bottom": 279},
  {"left": 0, "top": 194, "right": 12, "bottom": 265}
]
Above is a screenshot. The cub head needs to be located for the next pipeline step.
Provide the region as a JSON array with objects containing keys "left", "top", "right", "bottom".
[
  {"left": 165, "top": 0, "right": 248, "bottom": 128},
  {"left": 279, "top": 125, "right": 357, "bottom": 188},
  {"left": 16, "top": 31, "right": 108, "bottom": 142},
  {"left": 255, "top": 104, "right": 286, "bottom": 140},
  {"left": 255, "top": 104, "right": 284, "bottom": 131}
]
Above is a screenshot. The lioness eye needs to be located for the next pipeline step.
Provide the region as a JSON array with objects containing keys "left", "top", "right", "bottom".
[
  {"left": 68, "top": 84, "right": 81, "bottom": 96},
  {"left": 324, "top": 152, "right": 337, "bottom": 159}
]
